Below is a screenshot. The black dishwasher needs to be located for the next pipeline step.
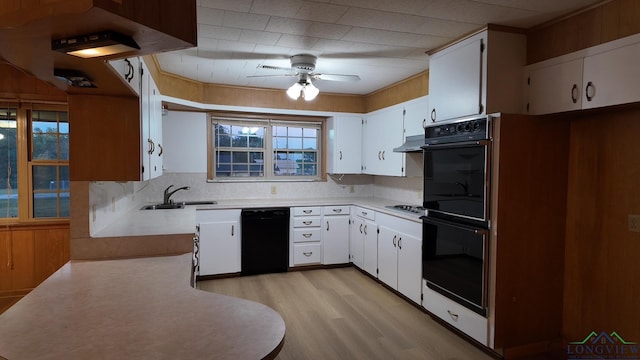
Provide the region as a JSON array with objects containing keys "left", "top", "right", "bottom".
[{"left": 241, "top": 208, "right": 290, "bottom": 276}]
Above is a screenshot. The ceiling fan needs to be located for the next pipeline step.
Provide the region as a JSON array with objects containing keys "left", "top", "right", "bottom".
[{"left": 249, "top": 54, "right": 361, "bottom": 101}]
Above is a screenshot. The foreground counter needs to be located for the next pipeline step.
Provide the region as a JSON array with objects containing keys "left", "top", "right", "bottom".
[{"left": 0, "top": 254, "right": 285, "bottom": 360}]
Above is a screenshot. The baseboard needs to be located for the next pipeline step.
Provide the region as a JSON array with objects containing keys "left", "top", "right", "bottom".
[{"left": 502, "top": 338, "right": 564, "bottom": 359}]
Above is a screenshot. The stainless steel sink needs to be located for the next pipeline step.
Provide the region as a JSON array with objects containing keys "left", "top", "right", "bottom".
[{"left": 140, "top": 203, "right": 186, "bottom": 210}]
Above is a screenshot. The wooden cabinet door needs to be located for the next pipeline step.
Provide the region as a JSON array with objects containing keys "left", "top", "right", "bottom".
[
  {"left": 322, "top": 215, "right": 350, "bottom": 265},
  {"left": 582, "top": 42, "right": 640, "bottom": 109},
  {"left": 349, "top": 216, "right": 365, "bottom": 268},
  {"left": 199, "top": 221, "right": 241, "bottom": 276},
  {"left": 527, "top": 59, "right": 583, "bottom": 115},
  {"left": 429, "top": 33, "right": 485, "bottom": 122},
  {"left": 34, "top": 227, "right": 70, "bottom": 284},
  {"left": 6, "top": 231, "right": 35, "bottom": 291},
  {"left": 397, "top": 230, "right": 422, "bottom": 304},
  {"left": 377, "top": 225, "right": 398, "bottom": 289}
]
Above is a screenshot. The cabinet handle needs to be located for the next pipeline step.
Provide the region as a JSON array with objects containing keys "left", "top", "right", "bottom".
[
  {"left": 585, "top": 81, "right": 595, "bottom": 102},
  {"left": 157, "top": 143, "right": 163, "bottom": 156},
  {"left": 231, "top": 225, "right": 234, "bottom": 236},
  {"left": 303, "top": 210, "right": 312, "bottom": 214},
  {"left": 303, "top": 221, "right": 312, "bottom": 225},
  {"left": 447, "top": 310, "right": 459, "bottom": 322},
  {"left": 339, "top": 151, "right": 343, "bottom": 160},
  {"left": 571, "top": 84, "right": 579, "bottom": 104},
  {"left": 422, "top": 119, "right": 426, "bottom": 129},
  {"left": 124, "top": 58, "right": 134, "bottom": 83},
  {"left": 359, "top": 223, "right": 363, "bottom": 234},
  {"left": 430, "top": 109, "right": 436, "bottom": 122},
  {"left": 303, "top": 252, "right": 313, "bottom": 257},
  {"left": 147, "top": 138, "right": 154, "bottom": 154},
  {"left": 398, "top": 237, "right": 402, "bottom": 250},
  {"left": 378, "top": 151, "right": 382, "bottom": 160},
  {"left": 303, "top": 233, "right": 312, "bottom": 238},
  {"left": 363, "top": 224, "right": 367, "bottom": 236},
  {"left": 362, "top": 211, "right": 367, "bottom": 216},
  {"left": 381, "top": 150, "right": 385, "bottom": 160},
  {"left": 326, "top": 221, "right": 330, "bottom": 231},
  {"left": 392, "top": 235, "right": 397, "bottom": 247},
  {"left": 332, "top": 208, "right": 342, "bottom": 213}
]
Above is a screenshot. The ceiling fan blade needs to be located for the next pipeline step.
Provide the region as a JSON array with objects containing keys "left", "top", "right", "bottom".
[
  {"left": 311, "top": 73, "right": 361, "bottom": 82},
  {"left": 246, "top": 74, "right": 298, "bottom": 79},
  {"left": 257, "top": 64, "right": 293, "bottom": 71}
]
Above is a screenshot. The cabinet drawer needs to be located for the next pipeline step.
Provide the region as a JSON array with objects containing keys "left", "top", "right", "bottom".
[
  {"left": 422, "top": 284, "right": 488, "bottom": 346},
  {"left": 293, "top": 207, "right": 322, "bottom": 216},
  {"left": 292, "top": 228, "right": 321, "bottom": 243},
  {"left": 352, "top": 206, "right": 375, "bottom": 221},
  {"left": 293, "top": 217, "right": 321, "bottom": 228},
  {"left": 323, "top": 205, "right": 350, "bottom": 215},
  {"left": 293, "top": 243, "right": 321, "bottom": 265}
]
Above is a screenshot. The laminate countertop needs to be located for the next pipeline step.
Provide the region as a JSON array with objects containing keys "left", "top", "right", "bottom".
[{"left": 0, "top": 254, "right": 285, "bottom": 360}]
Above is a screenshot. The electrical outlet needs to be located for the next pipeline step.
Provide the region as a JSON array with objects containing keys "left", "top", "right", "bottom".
[
  {"left": 92, "top": 205, "right": 96, "bottom": 222},
  {"left": 271, "top": 185, "right": 277, "bottom": 195},
  {"left": 629, "top": 214, "right": 640, "bottom": 232},
  {"left": 349, "top": 185, "right": 355, "bottom": 193},
  {"left": 111, "top": 197, "right": 116, "bottom": 212}
]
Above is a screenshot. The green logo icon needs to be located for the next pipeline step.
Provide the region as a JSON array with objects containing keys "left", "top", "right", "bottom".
[{"left": 568, "top": 331, "right": 639, "bottom": 359}]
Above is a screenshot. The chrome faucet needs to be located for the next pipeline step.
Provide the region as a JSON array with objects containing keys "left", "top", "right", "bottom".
[{"left": 163, "top": 185, "right": 191, "bottom": 205}]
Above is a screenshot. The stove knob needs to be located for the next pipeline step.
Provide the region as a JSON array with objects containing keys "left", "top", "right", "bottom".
[{"left": 464, "top": 122, "right": 471, "bottom": 131}]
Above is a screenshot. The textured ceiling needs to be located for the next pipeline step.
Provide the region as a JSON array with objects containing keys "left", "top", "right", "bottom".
[{"left": 155, "top": 0, "right": 601, "bottom": 95}]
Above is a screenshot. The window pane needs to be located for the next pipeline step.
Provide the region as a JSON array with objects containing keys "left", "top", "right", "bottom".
[
  {"left": 0, "top": 109, "right": 18, "bottom": 218},
  {"left": 32, "top": 165, "right": 59, "bottom": 218},
  {"left": 303, "top": 128, "right": 316, "bottom": 137},
  {"left": 288, "top": 127, "right": 303, "bottom": 137},
  {"left": 274, "top": 137, "right": 287, "bottom": 149},
  {"left": 303, "top": 138, "right": 317, "bottom": 149},
  {"left": 288, "top": 137, "right": 303, "bottom": 149},
  {"left": 32, "top": 110, "right": 68, "bottom": 161},
  {"left": 32, "top": 133, "right": 59, "bottom": 160},
  {"left": 274, "top": 126, "right": 287, "bottom": 136}
]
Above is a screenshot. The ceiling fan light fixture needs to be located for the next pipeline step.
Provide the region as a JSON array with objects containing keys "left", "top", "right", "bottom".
[
  {"left": 287, "top": 82, "right": 303, "bottom": 99},
  {"left": 302, "top": 81, "right": 319, "bottom": 101}
]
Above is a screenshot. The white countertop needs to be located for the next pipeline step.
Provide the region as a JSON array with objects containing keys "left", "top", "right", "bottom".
[
  {"left": 0, "top": 254, "right": 285, "bottom": 360},
  {"left": 92, "top": 197, "right": 423, "bottom": 238}
]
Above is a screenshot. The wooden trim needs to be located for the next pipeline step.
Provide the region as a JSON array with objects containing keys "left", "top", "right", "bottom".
[{"left": 209, "top": 111, "right": 327, "bottom": 123}]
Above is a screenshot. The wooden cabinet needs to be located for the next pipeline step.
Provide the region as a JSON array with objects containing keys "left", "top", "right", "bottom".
[
  {"left": 428, "top": 28, "right": 525, "bottom": 123},
  {"left": 196, "top": 209, "right": 241, "bottom": 276},
  {"left": 350, "top": 207, "right": 377, "bottom": 276},
  {"left": 70, "top": 58, "right": 163, "bottom": 181},
  {"left": 362, "top": 106, "right": 405, "bottom": 176},
  {"left": 525, "top": 33, "right": 640, "bottom": 115},
  {"left": 321, "top": 206, "right": 350, "bottom": 265},
  {"left": 326, "top": 116, "right": 363, "bottom": 174},
  {"left": 525, "top": 59, "right": 583, "bottom": 115},
  {"left": 377, "top": 213, "right": 422, "bottom": 304},
  {"left": 290, "top": 207, "right": 322, "bottom": 267},
  {"left": 402, "top": 96, "right": 429, "bottom": 136},
  {"left": 0, "top": 224, "right": 69, "bottom": 314}
]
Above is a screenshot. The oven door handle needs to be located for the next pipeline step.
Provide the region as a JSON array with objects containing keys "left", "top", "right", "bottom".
[
  {"left": 421, "top": 139, "right": 491, "bottom": 149},
  {"left": 421, "top": 216, "right": 488, "bottom": 234}
]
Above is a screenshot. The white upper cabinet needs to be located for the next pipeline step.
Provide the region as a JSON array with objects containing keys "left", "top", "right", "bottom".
[
  {"left": 362, "top": 105, "right": 405, "bottom": 176},
  {"left": 140, "top": 59, "right": 163, "bottom": 180},
  {"left": 525, "top": 33, "right": 640, "bottom": 115},
  {"left": 429, "top": 28, "right": 525, "bottom": 123},
  {"left": 582, "top": 41, "right": 640, "bottom": 109},
  {"left": 163, "top": 111, "right": 208, "bottom": 173},
  {"left": 526, "top": 59, "right": 583, "bottom": 115},
  {"left": 326, "top": 116, "right": 363, "bottom": 174},
  {"left": 109, "top": 57, "right": 141, "bottom": 95},
  {"left": 403, "top": 96, "right": 429, "bottom": 136},
  {"left": 429, "top": 33, "right": 485, "bottom": 122}
]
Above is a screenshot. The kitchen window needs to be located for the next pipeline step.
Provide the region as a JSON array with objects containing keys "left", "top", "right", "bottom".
[
  {"left": 209, "top": 115, "right": 323, "bottom": 181},
  {"left": 0, "top": 103, "right": 69, "bottom": 221}
]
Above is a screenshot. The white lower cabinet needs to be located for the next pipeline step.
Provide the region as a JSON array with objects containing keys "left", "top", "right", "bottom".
[
  {"left": 423, "top": 283, "right": 489, "bottom": 346},
  {"left": 196, "top": 209, "right": 241, "bottom": 276},
  {"left": 350, "top": 207, "right": 377, "bottom": 276},
  {"left": 290, "top": 207, "right": 322, "bottom": 267},
  {"left": 322, "top": 206, "right": 350, "bottom": 265},
  {"left": 377, "top": 213, "right": 422, "bottom": 304}
]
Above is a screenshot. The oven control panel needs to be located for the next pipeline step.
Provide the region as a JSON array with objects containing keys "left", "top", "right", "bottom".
[{"left": 424, "top": 117, "right": 489, "bottom": 145}]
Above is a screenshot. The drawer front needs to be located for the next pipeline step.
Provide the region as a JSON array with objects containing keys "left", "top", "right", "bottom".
[
  {"left": 293, "top": 207, "right": 322, "bottom": 216},
  {"left": 293, "top": 217, "right": 321, "bottom": 228},
  {"left": 293, "top": 243, "right": 321, "bottom": 265},
  {"left": 422, "top": 284, "right": 488, "bottom": 346},
  {"left": 352, "top": 206, "right": 375, "bottom": 221},
  {"left": 323, "top": 205, "right": 350, "bottom": 216},
  {"left": 292, "top": 228, "right": 321, "bottom": 243}
]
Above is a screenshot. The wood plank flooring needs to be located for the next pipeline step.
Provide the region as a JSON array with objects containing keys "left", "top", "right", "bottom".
[{"left": 198, "top": 267, "right": 496, "bottom": 360}]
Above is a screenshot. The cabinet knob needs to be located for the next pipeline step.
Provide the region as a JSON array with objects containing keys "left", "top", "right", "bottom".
[
  {"left": 381, "top": 150, "right": 385, "bottom": 160},
  {"left": 393, "top": 235, "right": 397, "bottom": 247},
  {"left": 303, "top": 221, "right": 312, "bottom": 225},
  {"left": 430, "top": 109, "right": 436, "bottom": 122},
  {"left": 339, "top": 151, "right": 343, "bottom": 160},
  {"left": 571, "top": 84, "right": 579, "bottom": 104}
]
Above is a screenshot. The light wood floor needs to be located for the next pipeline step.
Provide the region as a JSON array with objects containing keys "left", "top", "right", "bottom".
[{"left": 198, "top": 267, "right": 497, "bottom": 360}]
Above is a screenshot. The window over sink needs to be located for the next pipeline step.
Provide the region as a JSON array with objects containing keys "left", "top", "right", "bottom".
[{"left": 208, "top": 114, "right": 324, "bottom": 181}]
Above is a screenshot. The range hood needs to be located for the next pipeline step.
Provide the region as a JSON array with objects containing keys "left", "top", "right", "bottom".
[{"left": 393, "top": 134, "right": 424, "bottom": 153}]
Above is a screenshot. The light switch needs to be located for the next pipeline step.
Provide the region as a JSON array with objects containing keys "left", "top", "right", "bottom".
[{"left": 628, "top": 214, "right": 640, "bottom": 232}]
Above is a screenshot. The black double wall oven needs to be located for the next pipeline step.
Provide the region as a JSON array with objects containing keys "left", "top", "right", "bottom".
[{"left": 421, "top": 115, "right": 493, "bottom": 316}]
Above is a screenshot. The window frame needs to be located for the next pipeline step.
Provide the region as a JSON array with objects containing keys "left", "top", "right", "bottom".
[
  {"left": 207, "top": 112, "right": 326, "bottom": 182},
  {"left": 0, "top": 101, "right": 69, "bottom": 224}
]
